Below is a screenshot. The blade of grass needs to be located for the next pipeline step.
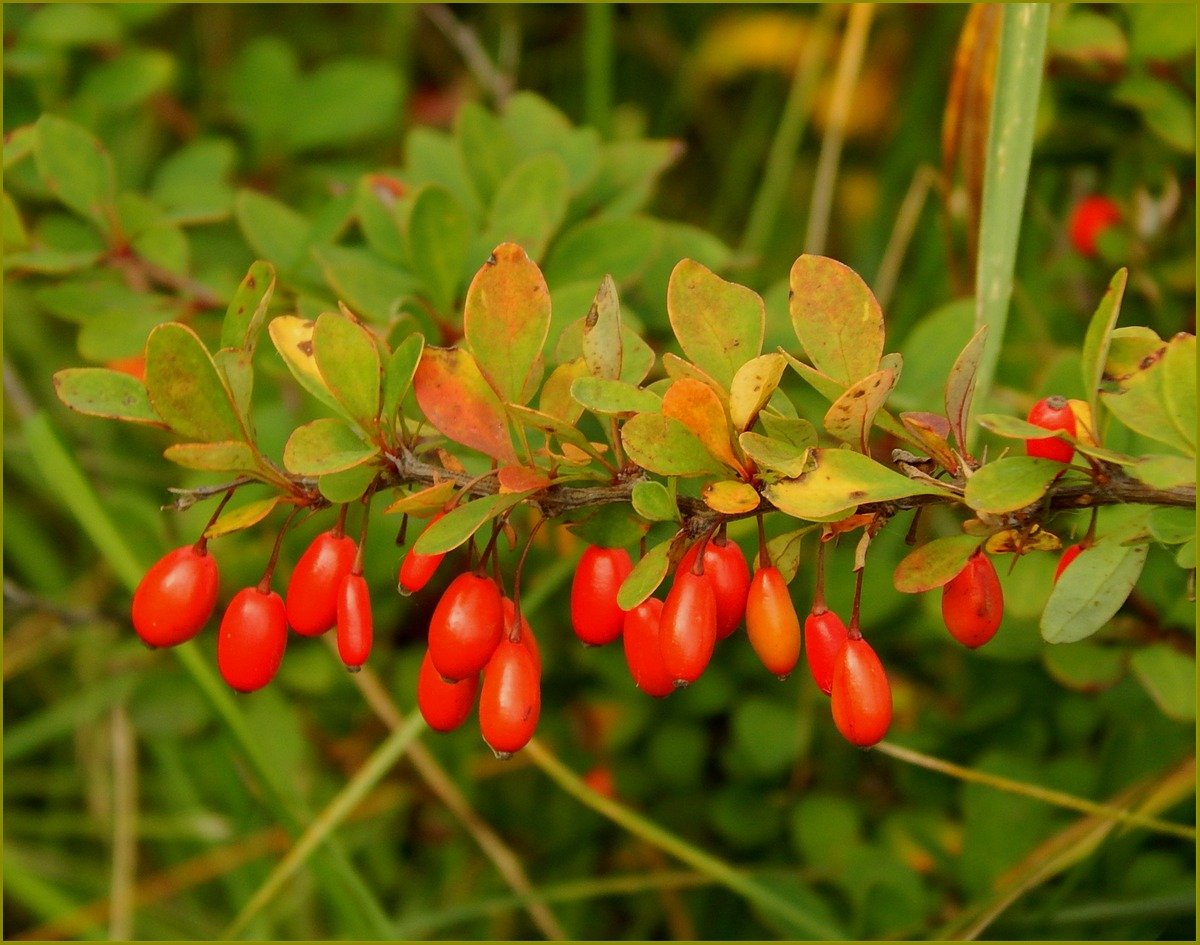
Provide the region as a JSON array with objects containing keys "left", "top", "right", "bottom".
[
  {"left": 3, "top": 849, "right": 104, "bottom": 940},
  {"left": 4, "top": 674, "right": 139, "bottom": 763},
  {"left": 968, "top": 3, "right": 1050, "bottom": 447},
  {"left": 19, "top": 409, "right": 395, "bottom": 939},
  {"left": 583, "top": 4, "right": 614, "bottom": 138},
  {"left": 739, "top": 5, "right": 836, "bottom": 261},
  {"left": 873, "top": 163, "right": 938, "bottom": 310},
  {"left": 875, "top": 741, "right": 1195, "bottom": 841},
  {"left": 107, "top": 706, "right": 138, "bottom": 940},
  {"left": 522, "top": 738, "right": 845, "bottom": 939},
  {"left": 222, "top": 713, "right": 426, "bottom": 938},
  {"left": 803, "top": 3, "right": 875, "bottom": 255}
]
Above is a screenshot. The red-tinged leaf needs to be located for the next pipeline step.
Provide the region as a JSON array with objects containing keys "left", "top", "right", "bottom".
[
  {"left": 463, "top": 242, "right": 551, "bottom": 405},
  {"left": 661, "top": 377, "right": 745, "bottom": 474},
  {"left": 900, "top": 411, "right": 960, "bottom": 474},
  {"left": 581, "top": 274, "right": 622, "bottom": 381},
  {"left": 667, "top": 259, "right": 764, "bottom": 388},
  {"left": 893, "top": 534, "right": 981, "bottom": 593},
  {"left": 945, "top": 324, "right": 988, "bottom": 453},
  {"left": 823, "top": 367, "right": 899, "bottom": 453},
  {"left": 413, "top": 346, "right": 517, "bottom": 464},
  {"left": 498, "top": 465, "right": 552, "bottom": 493},
  {"left": 788, "top": 255, "right": 884, "bottom": 386}
]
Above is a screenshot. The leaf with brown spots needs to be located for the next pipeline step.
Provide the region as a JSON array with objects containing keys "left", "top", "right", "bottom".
[
  {"left": 413, "top": 346, "right": 517, "bottom": 464},
  {"left": 667, "top": 259, "right": 764, "bottom": 388},
  {"left": 729, "top": 353, "right": 788, "bottom": 432},
  {"left": 581, "top": 274, "right": 622, "bottom": 381},
  {"left": 268, "top": 315, "right": 350, "bottom": 420},
  {"left": 788, "top": 255, "right": 884, "bottom": 387},
  {"left": 702, "top": 480, "right": 761, "bottom": 515},
  {"left": 661, "top": 377, "right": 745, "bottom": 475},
  {"left": 823, "top": 367, "right": 898, "bottom": 452},
  {"left": 221, "top": 260, "right": 276, "bottom": 355}
]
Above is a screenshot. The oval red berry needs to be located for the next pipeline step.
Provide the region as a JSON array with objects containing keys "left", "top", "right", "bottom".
[
  {"left": 622, "top": 597, "right": 675, "bottom": 698},
  {"left": 659, "top": 569, "right": 718, "bottom": 686},
  {"left": 941, "top": 550, "right": 1004, "bottom": 648},
  {"left": 286, "top": 530, "right": 357, "bottom": 636},
  {"left": 830, "top": 635, "right": 892, "bottom": 747},
  {"left": 745, "top": 566, "right": 802, "bottom": 678},
  {"left": 679, "top": 538, "right": 750, "bottom": 639},
  {"left": 428, "top": 572, "right": 503, "bottom": 680},
  {"left": 417, "top": 647, "right": 478, "bottom": 732},
  {"left": 479, "top": 638, "right": 541, "bottom": 757},
  {"left": 1025, "top": 395, "right": 1077, "bottom": 464},
  {"left": 398, "top": 512, "right": 447, "bottom": 594},
  {"left": 132, "top": 545, "right": 220, "bottom": 648},
  {"left": 336, "top": 573, "right": 373, "bottom": 670},
  {"left": 805, "top": 608, "right": 849, "bottom": 695},
  {"left": 570, "top": 545, "right": 633, "bottom": 646},
  {"left": 217, "top": 586, "right": 288, "bottom": 693}
]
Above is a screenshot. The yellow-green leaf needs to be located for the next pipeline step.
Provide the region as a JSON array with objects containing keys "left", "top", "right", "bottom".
[
  {"left": 283, "top": 418, "right": 378, "bottom": 475},
  {"left": 53, "top": 367, "right": 163, "bottom": 426},
  {"left": 964, "top": 456, "right": 1065, "bottom": 514},
  {"left": 729, "top": 353, "right": 787, "bottom": 432},
  {"left": 788, "top": 254, "right": 884, "bottom": 387},
  {"left": 314, "top": 311, "right": 382, "bottom": 431},
  {"left": 893, "top": 534, "right": 981, "bottom": 593},
  {"left": 823, "top": 367, "right": 898, "bottom": 452},
  {"left": 164, "top": 441, "right": 260, "bottom": 474},
  {"left": 1041, "top": 539, "right": 1148, "bottom": 644},
  {"left": 268, "top": 315, "right": 351, "bottom": 420},
  {"left": 702, "top": 480, "right": 761, "bottom": 515},
  {"left": 622, "top": 413, "right": 727, "bottom": 478},
  {"left": 221, "top": 260, "right": 276, "bottom": 354},
  {"left": 616, "top": 538, "right": 673, "bottom": 610},
  {"left": 205, "top": 496, "right": 282, "bottom": 539},
  {"left": 145, "top": 322, "right": 245, "bottom": 442},
  {"left": 667, "top": 258, "right": 764, "bottom": 388}
]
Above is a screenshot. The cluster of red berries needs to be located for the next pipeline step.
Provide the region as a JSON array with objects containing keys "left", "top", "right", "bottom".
[{"left": 131, "top": 523, "right": 371, "bottom": 693}]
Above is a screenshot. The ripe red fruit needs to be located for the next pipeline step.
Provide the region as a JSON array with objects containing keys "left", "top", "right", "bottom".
[
  {"left": 1069, "top": 195, "right": 1121, "bottom": 257},
  {"left": 217, "top": 586, "right": 288, "bottom": 693},
  {"left": 941, "top": 550, "right": 1004, "bottom": 648},
  {"left": 132, "top": 545, "right": 220, "bottom": 648},
  {"left": 659, "top": 569, "right": 718, "bottom": 687},
  {"left": 830, "top": 634, "right": 892, "bottom": 747},
  {"left": 1054, "top": 542, "right": 1085, "bottom": 583},
  {"left": 679, "top": 537, "right": 751, "bottom": 639},
  {"left": 428, "top": 572, "right": 503, "bottom": 680},
  {"left": 1026, "top": 395, "right": 1077, "bottom": 464},
  {"left": 805, "top": 608, "right": 850, "bottom": 695},
  {"left": 479, "top": 638, "right": 541, "bottom": 757},
  {"left": 417, "top": 647, "right": 478, "bottom": 732},
  {"left": 570, "top": 545, "right": 633, "bottom": 645},
  {"left": 398, "top": 512, "right": 447, "bottom": 594},
  {"left": 622, "top": 597, "right": 675, "bottom": 698},
  {"left": 285, "top": 530, "right": 357, "bottom": 636},
  {"left": 744, "top": 566, "right": 802, "bottom": 678},
  {"left": 336, "top": 573, "right": 373, "bottom": 670}
]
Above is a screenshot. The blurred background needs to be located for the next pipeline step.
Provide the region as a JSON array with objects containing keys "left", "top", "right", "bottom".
[{"left": 3, "top": 3, "right": 1195, "bottom": 940}]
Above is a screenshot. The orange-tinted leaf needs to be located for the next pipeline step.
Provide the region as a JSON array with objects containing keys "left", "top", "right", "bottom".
[
  {"left": 900, "top": 411, "right": 960, "bottom": 474},
  {"left": 788, "top": 255, "right": 884, "bottom": 386},
  {"left": 667, "top": 259, "right": 764, "bottom": 388},
  {"left": 539, "top": 357, "right": 589, "bottom": 425},
  {"left": 945, "top": 324, "right": 987, "bottom": 454},
  {"left": 823, "top": 367, "right": 898, "bottom": 452},
  {"left": 413, "top": 346, "right": 517, "bottom": 463},
  {"left": 463, "top": 242, "right": 551, "bottom": 404},
  {"left": 498, "top": 465, "right": 552, "bottom": 493},
  {"left": 661, "top": 377, "right": 744, "bottom": 474},
  {"left": 621, "top": 413, "right": 726, "bottom": 478},
  {"left": 662, "top": 353, "right": 726, "bottom": 398},
  {"left": 702, "top": 480, "right": 761, "bottom": 515}
]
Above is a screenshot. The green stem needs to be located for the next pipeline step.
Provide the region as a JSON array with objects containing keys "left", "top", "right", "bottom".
[
  {"left": 523, "top": 739, "right": 844, "bottom": 939},
  {"left": 222, "top": 714, "right": 427, "bottom": 939},
  {"left": 968, "top": 3, "right": 1050, "bottom": 448},
  {"left": 583, "top": 4, "right": 614, "bottom": 138},
  {"left": 875, "top": 741, "right": 1195, "bottom": 841}
]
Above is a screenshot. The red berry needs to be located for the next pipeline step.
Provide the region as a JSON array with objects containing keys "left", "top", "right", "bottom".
[
  {"left": 583, "top": 764, "right": 617, "bottom": 799},
  {"left": 479, "top": 638, "right": 541, "bottom": 757},
  {"left": 660, "top": 568, "right": 718, "bottom": 687},
  {"left": 1026, "top": 395, "right": 1077, "bottom": 464},
  {"left": 679, "top": 537, "right": 751, "bottom": 639},
  {"left": 428, "top": 572, "right": 503, "bottom": 680},
  {"left": 570, "top": 545, "right": 633, "bottom": 645},
  {"left": 336, "top": 573, "right": 373, "bottom": 670},
  {"left": 744, "top": 566, "right": 802, "bottom": 678},
  {"left": 1069, "top": 195, "right": 1121, "bottom": 257},
  {"left": 285, "top": 530, "right": 357, "bottom": 636},
  {"left": 217, "top": 586, "right": 288, "bottom": 693},
  {"left": 805, "top": 608, "right": 850, "bottom": 695},
  {"left": 1054, "top": 542, "right": 1086, "bottom": 583},
  {"left": 132, "top": 545, "right": 220, "bottom": 648},
  {"left": 417, "top": 647, "right": 478, "bottom": 732},
  {"left": 830, "top": 634, "right": 892, "bottom": 747},
  {"left": 398, "top": 512, "right": 447, "bottom": 594},
  {"left": 941, "top": 550, "right": 1004, "bottom": 648},
  {"left": 502, "top": 597, "right": 541, "bottom": 675},
  {"left": 622, "top": 597, "right": 675, "bottom": 698}
]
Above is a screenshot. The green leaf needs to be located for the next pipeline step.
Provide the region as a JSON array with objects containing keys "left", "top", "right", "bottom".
[
  {"left": 631, "top": 481, "right": 680, "bottom": 523},
  {"left": 405, "top": 126, "right": 483, "bottom": 220},
  {"left": 206, "top": 496, "right": 283, "bottom": 539},
  {"left": 500, "top": 92, "right": 601, "bottom": 190},
  {"left": 319, "top": 464, "right": 379, "bottom": 504},
  {"left": 1130, "top": 645, "right": 1196, "bottom": 721},
  {"left": 4, "top": 248, "right": 105, "bottom": 275},
  {"left": 215, "top": 341, "right": 254, "bottom": 427},
  {"left": 581, "top": 275, "right": 622, "bottom": 382},
  {"left": 285, "top": 58, "right": 401, "bottom": 153},
  {"left": 1080, "top": 268, "right": 1128, "bottom": 419},
  {"left": 1048, "top": 9, "right": 1128, "bottom": 65},
  {"left": 765, "top": 448, "right": 949, "bottom": 521},
  {"left": 570, "top": 377, "right": 660, "bottom": 416},
  {"left": 617, "top": 538, "right": 673, "bottom": 610},
  {"left": 221, "top": 260, "right": 276, "bottom": 354},
  {"left": 757, "top": 414, "right": 818, "bottom": 451},
  {"left": 412, "top": 347, "right": 517, "bottom": 464},
  {"left": 788, "top": 254, "right": 884, "bottom": 387},
  {"left": 564, "top": 502, "right": 648, "bottom": 548},
  {"left": 34, "top": 115, "right": 117, "bottom": 232},
  {"left": 236, "top": 189, "right": 310, "bottom": 272},
  {"left": 404, "top": 184, "right": 471, "bottom": 314},
  {"left": 893, "top": 535, "right": 981, "bottom": 593},
  {"left": 267, "top": 315, "right": 353, "bottom": 421},
  {"left": 1114, "top": 74, "right": 1196, "bottom": 154},
  {"left": 1104, "top": 325, "right": 1163, "bottom": 381},
  {"left": 766, "top": 527, "right": 811, "bottom": 584},
  {"left": 382, "top": 333, "right": 424, "bottom": 422},
  {"left": 824, "top": 367, "right": 899, "bottom": 453},
  {"left": 507, "top": 403, "right": 592, "bottom": 453},
  {"left": 945, "top": 326, "right": 987, "bottom": 453},
  {"left": 1041, "top": 540, "right": 1149, "bottom": 644},
  {"left": 228, "top": 37, "right": 298, "bottom": 153},
  {"left": 1102, "top": 337, "right": 1195, "bottom": 456},
  {"left": 542, "top": 215, "right": 661, "bottom": 287},
  {"left": 1160, "top": 333, "right": 1196, "bottom": 454},
  {"left": 1148, "top": 508, "right": 1195, "bottom": 546},
  {"left": 484, "top": 154, "right": 569, "bottom": 262},
  {"left": 621, "top": 413, "right": 727, "bottom": 478},
  {"left": 463, "top": 243, "right": 551, "bottom": 405},
  {"left": 79, "top": 48, "right": 175, "bottom": 115},
  {"left": 667, "top": 259, "right": 764, "bottom": 389},
  {"left": 1128, "top": 4, "right": 1196, "bottom": 63},
  {"left": 163, "top": 441, "right": 261, "bottom": 474},
  {"left": 1042, "top": 643, "right": 1127, "bottom": 693},
  {"left": 738, "top": 433, "right": 810, "bottom": 478},
  {"left": 152, "top": 137, "right": 237, "bottom": 224},
  {"left": 1130, "top": 455, "right": 1194, "bottom": 489},
  {"left": 582, "top": 138, "right": 681, "bottom": 216},
  {"left": 781, "top": 350, "right": 911, "bottom": 443},
  {"left": 313, "top": 312, "right": 382, "bottom": 431},
  {"left": 730, "top": 354, "right": 787, "bottom": 432},
  {"left": 21, "top": 3, "right": 123, "bottom": 46},
  {"left": 963, "top": 456, "right": 1066, "bottom": 514},
  {"left": 145, "top": 323, "right": 245, "bottom": 442},
  {"left": 413, "top": 492, "right": 531, "bottom": 555},
  {"left": 3, "top": 191, "right": 28, "bottom": 251},
  {"left": 311, "top": 245, "right": 416, "bottom": 323},
  {"left": 283, "top": 419, "right": 378, "bottom": 476},
  {"left": 455, "top": 102, "right": 517, "bottom": 205},
  {"left": 53, "top": 368, "right": 162, "bottom": 426}
]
